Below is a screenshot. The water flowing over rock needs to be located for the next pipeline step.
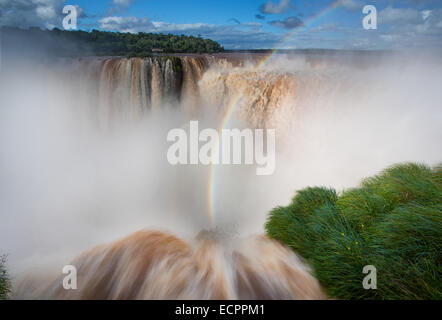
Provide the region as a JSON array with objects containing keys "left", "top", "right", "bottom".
[
  {"left": 6, "top": 52, "right": 440, "bottom": 300},
  {"left": 74, "top": 55, "right": 327, "bottom": 131},
  {"left": 17, "top": 230, "right": 326, "bottom": 300}
]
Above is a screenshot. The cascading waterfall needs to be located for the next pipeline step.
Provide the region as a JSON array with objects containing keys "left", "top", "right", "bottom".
[
  {"left": 9, "top": 52, "right": 438, "bottom": 300},
  {"left": 77, "top": 55, "right": 319, "bottom": 130},
  {"left": 16, "top": 231, "right": 326, "bottom": 300},
  {"left": 10, "top": 54, "right": 333, "bottom": 300},
  {"left": 92, "top": 56, "right": 209, "bottom": 114}
]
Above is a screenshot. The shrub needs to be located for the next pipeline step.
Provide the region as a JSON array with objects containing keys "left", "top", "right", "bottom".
[
  {"left": 266, "top": 163, "right": 442, "bottom": 299},
  {"left": 0, "top": 255, "right": 11, "bottom": 300}
]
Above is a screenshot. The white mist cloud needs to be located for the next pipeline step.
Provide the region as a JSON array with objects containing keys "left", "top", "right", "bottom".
[
  {"left": 1, "top": 52, "right": 442, "bottom": 291},
  {"left": 3, "top": 53, "right": 442, "bottom": 277}
]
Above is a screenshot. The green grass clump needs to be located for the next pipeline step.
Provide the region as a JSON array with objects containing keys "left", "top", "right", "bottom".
[
  {"left": 266, "top": 163, "right": 442, "bottom": 300},
  {"left": 0, "top": 255, "right": 11, "bottom": 300}
]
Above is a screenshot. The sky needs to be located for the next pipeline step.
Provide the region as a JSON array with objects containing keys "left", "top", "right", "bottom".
[{"left": 1, "top": 0, "right": 442, "bottom": 49}]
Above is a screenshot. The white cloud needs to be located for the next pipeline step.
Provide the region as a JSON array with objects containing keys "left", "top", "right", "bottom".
[
  {"left": 332, "top": 0, "right": 363, "bottom": 11},
  {"left": 36, "top": 5, "right": 57, "bottom": 20},
  {"left": 240, "top": 22, "right": 262, "bottom": 28},
  {"left": 425, "top": 9, "right": 442, "bottom": 28},
  {"left": 112, "top": 0, "right": 132, "bottom": 7},
  {"left": 379, "top": 6, "right": 423, "bottom": 25},
  {"left": 0, "top": 0, "right": 85, "bottom": 29},
  {"left": 375, "top": 7, "right": 442, "bottom": 42},
  {"left": 269, "top": 16, "right": 303, "bottom": 29},
  {"left": 97, "top": 8, "right": 442, "bottom": 50},
  {"left": 2, "top": 0, "right": 442, "bottom": 50},
  {"left": 99, "top": 16, "right": 153, "bottom": 33},
  {"left": 422, "top": 10, "right": 431, "bottom": 21},
  {"left": 108, "top": 0, "right": 133, "bottom": 14},
  {"left": 0, "top": 0, "right": 63, "bottom": 28},
  {"left": 259, "top": 0, "right": 293, "bottom": 15},
  {"left": 152, "top": 21, "right": 213, "bottom": 33},
  {"left": 380, "top": 34, "right": 394, "bottom": 42},
  {"left": 98, "top": 16, "right": 280, "bottom": 49}
]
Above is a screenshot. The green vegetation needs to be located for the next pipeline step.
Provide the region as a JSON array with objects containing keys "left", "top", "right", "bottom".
[
  {"left": 0, "top": 255, "right": 11, "bottom": 300},
  {"left": 266, "top": 163, "right": 442, "bottom": 300},
  {"left": 1, "top": 26, "right": 224, "bottom": 57}
]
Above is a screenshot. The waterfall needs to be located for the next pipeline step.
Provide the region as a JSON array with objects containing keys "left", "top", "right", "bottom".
[
  {"left": 78, "top": 55, "right": 318, "bottom": 132},
  {"left": 85, "top": 56, "right": 215, "bottom": 121},
  {"left": 4, "top": 52, "right": 442, "bottom": 301},
  {"left": 17, "top": 231, "right": 326, "bottom": 300}
]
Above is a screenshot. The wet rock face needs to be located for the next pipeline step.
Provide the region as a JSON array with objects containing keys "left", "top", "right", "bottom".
[{"left": 75, "top": 55, "right": 309, "bottom": 131}]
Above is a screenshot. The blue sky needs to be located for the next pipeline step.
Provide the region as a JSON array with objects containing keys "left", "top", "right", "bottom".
[{"left": 1, "top": 0, "right": 442, "bottom": 49}]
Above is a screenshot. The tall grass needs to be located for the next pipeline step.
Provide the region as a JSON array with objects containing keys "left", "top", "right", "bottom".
[
  {"left": 0, "top": 254, "right": 11, "bottom": 300},
  {"left": 266, "top": 163, "right": 442, "bottom": 300}
]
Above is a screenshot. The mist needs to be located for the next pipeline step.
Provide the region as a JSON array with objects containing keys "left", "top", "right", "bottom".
[{"left": 0, "top": 51, "right": 441, "bottom": 290}]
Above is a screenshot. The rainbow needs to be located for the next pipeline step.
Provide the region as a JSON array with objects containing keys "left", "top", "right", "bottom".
[
  {"left": 207, "top": 1, "right": 346, "bottom": 224},
  {"left": 207, "top": 92, "right": 244, "bottom": 224},
  {"left": 256, "top": 0, "right": 345, "bottom": 68}
]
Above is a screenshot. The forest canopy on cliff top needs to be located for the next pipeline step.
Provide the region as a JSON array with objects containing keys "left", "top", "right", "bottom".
[{"left": 1, "top": 26, "right": 224, "bottom": 57}]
